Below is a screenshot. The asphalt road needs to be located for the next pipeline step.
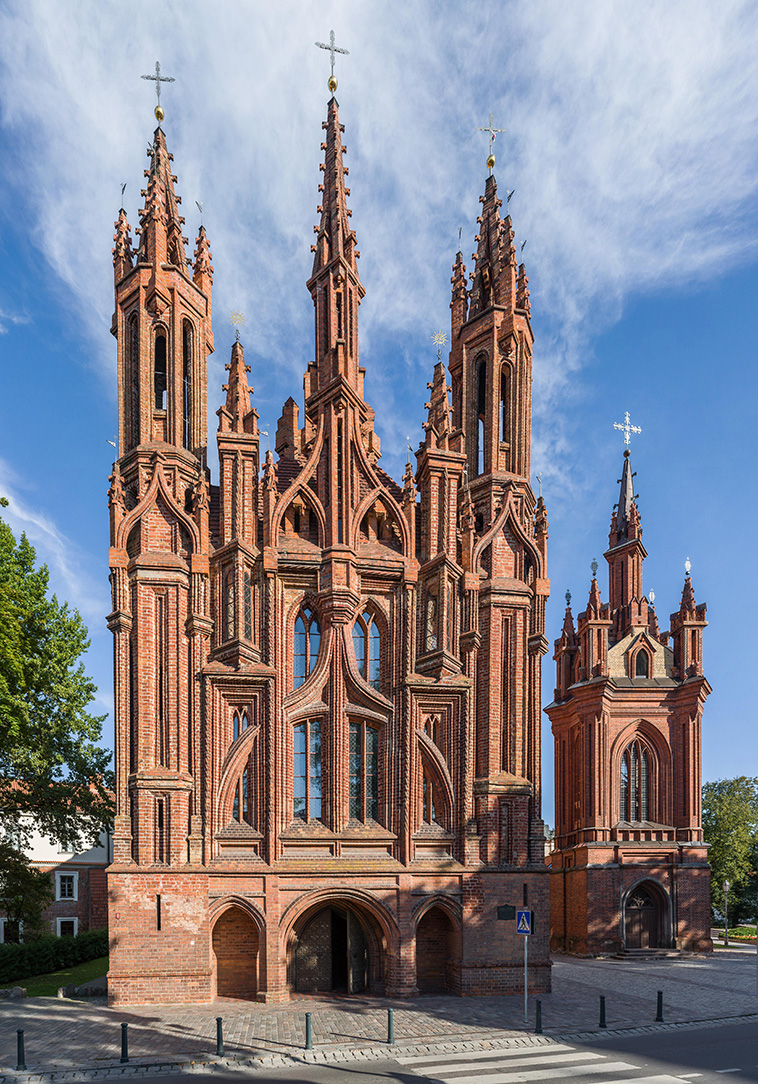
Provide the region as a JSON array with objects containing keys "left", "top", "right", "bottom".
[{"left": 147, "top": 1018, "right": 758, "bottom": 1084}]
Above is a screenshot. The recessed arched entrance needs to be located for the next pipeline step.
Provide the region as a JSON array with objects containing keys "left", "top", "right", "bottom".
[
  {"left": 212, "top": 906, "right": 259, "bottom": 998},
  {"left": 624, "top": 881, "right": 667, "bottom": 949},
  {"left": 416, "top": 905, "right": 460, "bottom": 994},
  {"left": 291, "top": 904, "right": 377, "bottom": 994}
]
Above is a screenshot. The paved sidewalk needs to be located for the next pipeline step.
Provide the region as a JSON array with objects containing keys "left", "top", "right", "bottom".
[{"left": 0, "top": 950, "right": 756, "bottom": 1078}]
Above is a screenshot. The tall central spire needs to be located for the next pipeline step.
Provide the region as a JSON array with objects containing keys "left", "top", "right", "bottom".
[
  {"left": 306, "top": 96, "right": 365, "bottom": 395},
  {"left": 136, "top": 127, "right": 189, "bottom": 273}
]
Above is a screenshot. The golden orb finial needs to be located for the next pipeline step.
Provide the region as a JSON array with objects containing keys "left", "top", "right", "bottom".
[
  {"left": 155, "top": 104, "right": 164, "bottom": 123},
  {"left": 328, "top": 75, "right": 338, "bottom": 93},
  {"left": 487, "top": 153, "right": 496, "bottom": 171}
]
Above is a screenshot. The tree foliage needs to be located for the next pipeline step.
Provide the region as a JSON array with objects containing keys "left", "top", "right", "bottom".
[
  {"left": 0, "top": 497, "right": 113, "bottom": 864},
  {"left": 702, "top": 776, "right": 758, "bottom": 922}
]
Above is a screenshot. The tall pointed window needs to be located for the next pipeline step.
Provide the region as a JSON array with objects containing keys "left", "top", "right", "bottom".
[
  {"left": 222, "top": 569, "right": 235, "bottom": 642},
  {"left": 500, "top": 367, "right": 510, "bottom": 447},
  {"left": 353, "top": 611, "right": 381, "bottom": 690},
  {"left": 476, "top": 358, "right": 487, "bottom": 476},
  {"left": 293, "top": 606, "right": 320, "bottom": 688},
  {"left": 182, "top": 321, "right": 193, "bottom": 449},
  {"left": 244, "top": 570, "right": 253, "bottom": 641},
  {"left": 293, "top": 719, "right": 322, "bottom": 821},
  {"left": 129, "top": 315, "right": 140, "bottom": 446},
  {"left": 620, "top": 740, "right": 651, "bottom": 822},
  {"left": 349, "top": 721, "right": 379, "bottom": 822},
  {"left": 422, "top": 769, "right": 437, "bottom": 823},
  {"left": 154, "top": 333, "right": 167, "bottom": 410}
]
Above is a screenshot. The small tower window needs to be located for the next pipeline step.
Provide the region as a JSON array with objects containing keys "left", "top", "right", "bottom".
[
  {"left": 500, "top": 366, "right": 510, "bottom": 447},
  {"left": 222, "top": 569, "right": 235, "bottom": 642},
  {"left": 182, "top": 321, "right": 193, "bottom": 449},
  {"left": 154, "top": 333, "right": 167, "bottom": 410},
  {"left": 476, "top": 358, "right": 487, "bottom": 477},
  {"left": 353, "top": 610, "right": 381, "bottom": 690},
  {"left": 244, "top": 570, "right": 253, "bottom": 641},
  {"left": 635, "top": 650, "right": 649, "bottom": 678},
  {"left": 293, "top": 606, "right": 320, "bottom": 688},
  {"left": 422, "top": 770, "right": 437, "bottom": 823},
  {"left": 425, "top": 591, "right": 438, "bottom": 652},
  {"left": 129, "top": 315, "right": 140, "bottom": 446}
]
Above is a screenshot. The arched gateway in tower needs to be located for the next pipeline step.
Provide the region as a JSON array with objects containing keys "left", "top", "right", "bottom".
[{"left": 106, "top": 79, "right": 551, "bottom": 1004}]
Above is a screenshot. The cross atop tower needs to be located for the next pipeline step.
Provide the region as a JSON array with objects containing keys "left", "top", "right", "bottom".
[
  {"left": 477, "top": 112, "right": 506, "bottom": 173},
  {"left": 141, "top": 61, "right": 175, "bottom": 123},
  {"left": 613, "top": 410, "right": 642, "bottom": 448},
  {"left": 315, "top": 30, "right": 349, "bottom": 93}
]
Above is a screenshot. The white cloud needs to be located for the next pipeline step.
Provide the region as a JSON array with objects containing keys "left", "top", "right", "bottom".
[
  {"left": 0, "top": 306, "right": 29, "bottom": 334},
  {"left": 0, "top": 0, "right": 756, "bottom": 487},
  {"left": 0, "top": 458, "right": 107, "bottom": 629}
]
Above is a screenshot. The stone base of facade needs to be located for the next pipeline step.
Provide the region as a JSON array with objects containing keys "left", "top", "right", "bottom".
[
  {"left": 548, "top": 842, "right": 712, "bottom": 957},
  {"left": 107, "top": 863, "right": 551, "bottom": 1005}
]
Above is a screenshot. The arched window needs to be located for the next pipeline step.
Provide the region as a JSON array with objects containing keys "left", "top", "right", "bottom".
[
  {"left": 293, "top": 719, "right": 322, "bottom": 821},
  {"left": 349, "top": 720, "right": 379, "bottom": 822},
  {"left": 476, "top": 358, "right": 487, "bottom": 476},
  {"left": 129, "top": 315, "right": 140, "bottom": 446},
  {"left": 244, "top": 570, "right": 253, "bottom": 642},
  {"left": 620, "top": 739, "right": 650, "bottom": 822},
  {"left": 154, "top": 333, "right": 167, "bottom": 410},
  {"left": 423, "top": 715, "right": 439, "bottom": 746},
  {"left": 232, "top": 709, "right": 249, "bottom": 743},
  {"left": 352, "top": 611, "right": 381, "bottom": 690},
  {"left": 422, "top": 770, "right": 437, "bottom": 823},
  {"left": 293, "top": 606, "right": 320, "bottom": 688},
  {"left": 182, "top": 321, "right": 193, "bottom": 449},
  {"left": 222, "top": 570, "right": 235, "bottom": 642},
  {"left": 232, "top": 767, "right": 250, "bottom": 823},
  {"left": 425, "top": 591, "right": 437, "bottom": 653},
  {"left": 635, "top": 650, "right": 649, "bottom": 678},
  {"left": 500, "top": 366, "right": 510, "bottom": 446}
]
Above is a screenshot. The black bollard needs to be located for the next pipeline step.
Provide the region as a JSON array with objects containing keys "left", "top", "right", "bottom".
[
  {"left": 216, "top": 1016, "right": 224, "bottom": 1057},
  {"left": 534, "top": 999, "right": 543, "bottom": 1035},
  {"left": 120, "top": 1022, "right": 129, "bottom": 1064},
  {"left": 387, "top": 1007, "right": 395, "bottom": 1045},
  {"left": 305, "top": 1011, "right": 313, "bottom": 1051},
  {"left": 16, "top": 1029, "right": 26, "bottom": 1072},
  {"left": 599, "top": 995, "right": 607, "bottom": 1029},
  {"left": 655, "top": 990, "right": 664, "bottom": 1023}
]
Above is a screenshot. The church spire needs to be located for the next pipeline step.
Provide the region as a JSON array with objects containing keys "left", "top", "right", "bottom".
[
  {"left": 468, "top": 175, "right": 518, "bottom": 320},
  {"left": 112, "top": 208, "right": 133, "bottom": 283},
  {"left": 306, "top": 94, "right": 365, "bottom": 394},
  {"left": 136, "top": 127, "right": 189, "bottom": 273},
  {"left": 220, "top": 339, "right": 256, "bottom": 435}
]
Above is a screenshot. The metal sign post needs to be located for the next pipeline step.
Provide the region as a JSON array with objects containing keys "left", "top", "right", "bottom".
[{"left": 516, "top": 909, "right": 532, "bottom": 1023}]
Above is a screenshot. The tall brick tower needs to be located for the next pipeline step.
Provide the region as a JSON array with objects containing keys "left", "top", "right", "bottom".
[
  {"left": 106, "top": 88, "right": 551, "bottom": 1004},
  {"left": 546, "top": 447, "right": 712, "bottom": 955}
]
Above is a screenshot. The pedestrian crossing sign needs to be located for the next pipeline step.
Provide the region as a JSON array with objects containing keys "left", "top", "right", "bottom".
[{"left": 516, "top": 909, "right": 532, "bottom": 934}]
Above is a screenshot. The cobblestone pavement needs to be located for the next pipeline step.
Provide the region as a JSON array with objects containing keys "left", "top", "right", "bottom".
[{"left": 0, "top": 949, "right": 755, "bottom": 1076}]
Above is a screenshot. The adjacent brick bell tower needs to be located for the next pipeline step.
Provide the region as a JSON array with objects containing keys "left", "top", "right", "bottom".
[
  {"left": 546, "top": 445, "right": 712, "bottom": 956},
  {"left": 106, "top": 83, "right": 551, "bottom": 1004}
]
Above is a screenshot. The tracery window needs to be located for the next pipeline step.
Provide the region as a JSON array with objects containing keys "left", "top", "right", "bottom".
[
  {"left": 232, "top": 708, "right": 249, "bottom": 743},
  {"left": 353, "top": 610, "right": 381, "bottom": 690},
  {"left": 293, "top": 606, "right": 320, "bottom": 688},
  {"left": 349, "top": 720, "right": 379, "bottom": 822},
  {"left": 293, "top": 719, "right": 322, "bottom": 821},
  {"left": 620, "top": 739, "right": 650, "bottom": 822}
]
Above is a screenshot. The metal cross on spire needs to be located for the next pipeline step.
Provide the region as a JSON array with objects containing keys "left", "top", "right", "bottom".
[
  {"left": 141, "top": 61, "right": 175, "bottom": 122},
  {"left": 315, "top": 30, "right": 349, "bottom": 91},
  {"left": 477, "top": 112, "right": 506, "bottom": 173},
  {"left": 613, "top": 410, "right": 642, "bottom": 448}
]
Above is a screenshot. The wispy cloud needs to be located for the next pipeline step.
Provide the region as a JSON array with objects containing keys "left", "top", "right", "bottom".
[
  {"left": 0, "top": 0, "right": 756, "bottom": 490},
  {"left": 0, "top": 306, "right": 29, "bottom": 334},
  {"left": 0, "top": 458, "right": 108, "bottom": 629}
]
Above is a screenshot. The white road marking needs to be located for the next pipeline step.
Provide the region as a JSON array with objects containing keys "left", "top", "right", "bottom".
[
  {"left": 715, "top": 1071, "right": 742, "bottom": 1074},
  {"left": 409, "top": 1051, "right": 605, "bottom": 1075},
  {"left": 422, "top": 1060, "right": 639, "bottom": 1083},
  {"left": 396, "top": 1045, "right": 575, "bottom": 1065}
]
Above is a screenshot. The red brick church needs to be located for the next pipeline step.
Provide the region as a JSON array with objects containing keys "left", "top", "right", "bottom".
[
  {"left": 105, "top": 87, "right": 552, "bottom": 1003},
  {"left": 547, "top": 447, "right": 712, "bottom": 955}
]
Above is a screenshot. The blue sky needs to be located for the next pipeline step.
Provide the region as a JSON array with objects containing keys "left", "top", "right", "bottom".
[{"left": 0, "top": 1, "right": 756, "bottom": 826}]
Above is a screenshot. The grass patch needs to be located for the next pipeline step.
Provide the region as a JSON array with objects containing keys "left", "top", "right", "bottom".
[{"left": 23, "top": 955, "right": 108, "bottom": 997}]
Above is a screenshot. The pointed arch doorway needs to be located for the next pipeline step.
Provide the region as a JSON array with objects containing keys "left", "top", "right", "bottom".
[
  {"left": 624, "top": 882, "right": 665, "bottom": 949},
  {"left": 294, "top": 905, "right": 369, "bottom": 994}
]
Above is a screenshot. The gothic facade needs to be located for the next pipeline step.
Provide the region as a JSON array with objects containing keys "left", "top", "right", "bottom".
[
  {"left": 106, "top": 94, "right": 551, "bottom": 1004},
  {"left": 546, "top": 450, "right": 712, "bottom": 955}
]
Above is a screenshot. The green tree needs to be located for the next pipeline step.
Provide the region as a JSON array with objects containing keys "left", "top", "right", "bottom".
[
  {"left": 0, "top": 840, "right": 54, "bottom": 940},
  {"left": 702, "top": 776, "right": 758, "bottom": 923},
  {"left": 0, "top": 498, "right": 113, "bottom": 919}
]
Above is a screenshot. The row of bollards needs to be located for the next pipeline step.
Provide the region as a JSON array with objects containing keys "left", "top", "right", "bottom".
[{"left": 12, "top": 993, "right": 666, "bottom": 1068}]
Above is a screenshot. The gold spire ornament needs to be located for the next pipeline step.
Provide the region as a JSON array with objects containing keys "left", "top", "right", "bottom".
[
  {"left": 229, "top": 310, "right": 246, "bottom": 342},
  {"left": 141, "top": 61, "right": 175, "bottom": 123},
  {"left": 316, "top": 30, "right": 349, "bottom": 93}
]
